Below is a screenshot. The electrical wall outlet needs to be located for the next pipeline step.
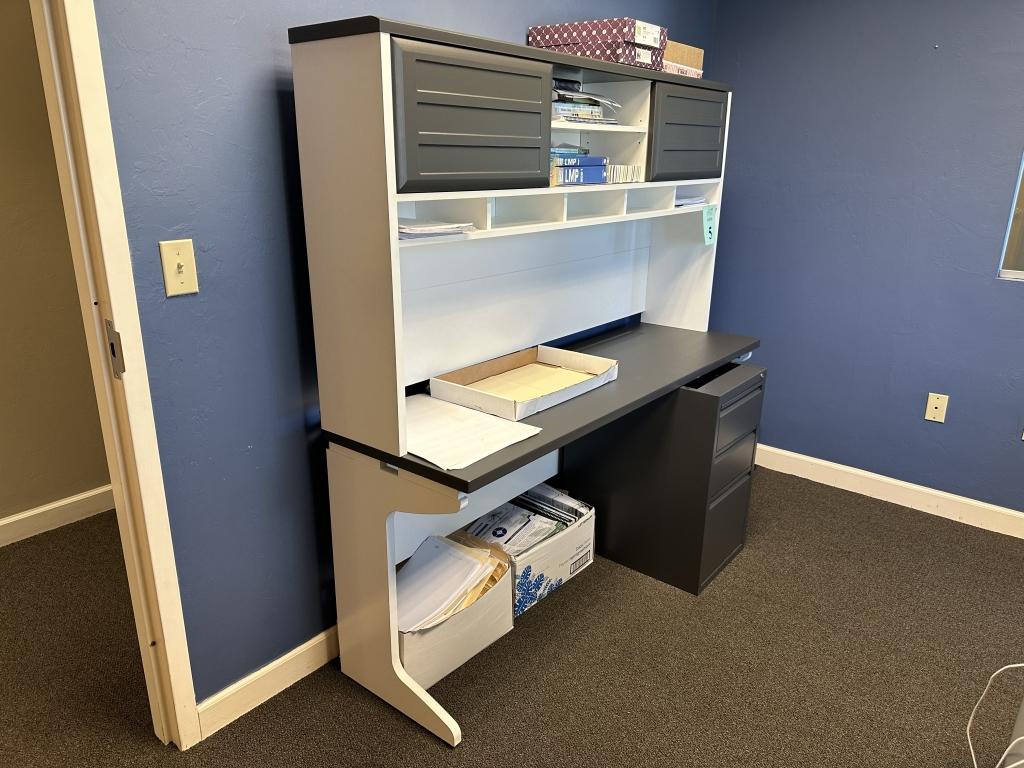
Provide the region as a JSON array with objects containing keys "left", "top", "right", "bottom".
[
  {"left": 159, "top": 238, "right": 199, "bottom": 297},
  {"left": 924, "top": 393, "right": 949, "bottom": 423}
]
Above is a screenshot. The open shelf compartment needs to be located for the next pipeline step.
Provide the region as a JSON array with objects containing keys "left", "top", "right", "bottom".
[
  {"left": 550, "top": 80, "right": 651, "bottom": 182},
  {"left": 626, "top": 186, "right": 675, "bottom": 214},
  {"left": 489, "top": 195, "right": 565, "bottom": 229},
  {"left": 397, "top": 198, "right": 489, "bottom": 235},
  {"left": 566, "top": 189, "right": 626, "bottom": 220}
]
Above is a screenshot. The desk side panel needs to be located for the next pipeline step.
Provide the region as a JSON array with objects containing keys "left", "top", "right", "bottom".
[
  {"left": 643, "top": 92, "right": 731, "bottom": 331},
  {"left": 292, "top": 34, "right": 405, "bottom": 453}
]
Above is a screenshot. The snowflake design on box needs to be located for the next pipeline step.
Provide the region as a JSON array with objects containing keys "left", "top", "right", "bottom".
[
  {"left": 514, "top": 566, "right": 545, "bottom": 617},
  {"left": 513, "top": 566, "right": 566, "bottom": 617},
  {"left": 541, "top": 578, "right": 564, "bottom": 599}
]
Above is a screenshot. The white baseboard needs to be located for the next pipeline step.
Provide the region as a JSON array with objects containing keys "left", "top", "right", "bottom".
[
  {"left": 0, "top": 485, "right": 114, "bottom": 547},
  {"left": 755, "top": 444, "right": 1024, "bottom": 539},
  {"left": 196, "top": 626, "right": 339, "bottom": 740}
]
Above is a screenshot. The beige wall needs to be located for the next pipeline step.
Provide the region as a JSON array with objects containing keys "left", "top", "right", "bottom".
[{"left": 0, "top": 0, "right": 109, "bottom": 518}]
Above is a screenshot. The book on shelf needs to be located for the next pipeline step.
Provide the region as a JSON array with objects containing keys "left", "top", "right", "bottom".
[
  {"left": 552, "top": 87, "right": 622, "bottom": 112},
  {"left": 550, "top": 143, "right": 589, "bottom": 156},
  {"left": 550, "top": 155, "right": 609, "bottom": 167},
  {"left": 607, "top": 164, "right": 644, "bottom": 184},
  {"left": 552, "top": 102, "right": 604, "bottom": 120},
  {"left": 550, "top": 165, "right": 609, "bottom": 185},
  {"left": 549, "top": 163, "right": 643, "bottom": 185},
  {"left": 552, "top": 98, "right": 601, "bottom": 109},
  {"left": 552, "top": 116, "right": 620, "bottom": 125}
]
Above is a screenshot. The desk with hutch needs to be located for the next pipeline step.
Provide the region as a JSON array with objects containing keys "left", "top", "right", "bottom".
[{"left": 289, "top": 16, "right": 765, "bottom": 746}]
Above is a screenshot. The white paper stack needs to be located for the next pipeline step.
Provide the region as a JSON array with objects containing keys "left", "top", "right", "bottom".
[
  {"left": 675, "top": 193, "right": 707, "bottom": 208},
  {"left": 465, "top": 502, "right": 562, "bottom": 555},
  {"left": 405, "top": 394, "right": 541, "bottom": 471},
  {"left": 519, "top": 482, "right": 594, "bottom": 523},
  {"left": 398, "top": 219, "right": 476, "bottom": 240},
  {"left": 396, "top": 536, "right": 503, "bottom": 633}
]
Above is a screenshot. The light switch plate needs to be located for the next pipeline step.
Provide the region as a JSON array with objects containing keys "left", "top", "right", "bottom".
[
  {"left": 159, "top": 239, "right": 199, "bottom": 297},
  {"left": 924, "top": 393, "right": 949, "bottom": 423}
]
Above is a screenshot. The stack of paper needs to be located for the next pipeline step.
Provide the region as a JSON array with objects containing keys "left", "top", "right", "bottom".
[
  {"left": 397, "top": 536, "right": 504, "bottom": 633},
  {"left": 518, "top": 482, "right": 593, "bottom": 524},
  {"left": 398, "top": 219, "right": 476, "bottom": 240},
  {"left": 552, "top": 87, "right": 622, "bottom": 112},
  {"left": 675, "top": 193, "right": 707, "bottom": 208},
  {"left": 465, "top": 502, "right": 563, "bottom": 555},
  {"left": 405, "top": 394, "right": 541, "bottom": 471},
  {"left": 607, "top": 164, "right": 644, "bottom": 184}
]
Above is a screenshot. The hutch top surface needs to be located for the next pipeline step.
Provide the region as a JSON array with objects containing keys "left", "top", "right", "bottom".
[{"left": 288, "top": 15, "right": 731, "bottom": 93}]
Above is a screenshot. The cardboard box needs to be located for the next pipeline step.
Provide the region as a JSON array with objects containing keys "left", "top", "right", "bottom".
[
  {"left": 665, "top": 39, "right": 705, "bottom": 70},
  {"left": 543, "top": 41, "right": 664, "bottom": 71},
  {"left": 663, "top": 61, "right": 704, "bottom": 79},
  {"left": 399, "top": 546, "right": 513, "bottom": 689},
  {"left": 528, "top": 17, "right": 668, "bottom": 51},
  {"left": 510, "top": 504, "right": 594, "bottom": 617},
  {"left": 430, "top": 346, "right": 619, "bottom": 422}
]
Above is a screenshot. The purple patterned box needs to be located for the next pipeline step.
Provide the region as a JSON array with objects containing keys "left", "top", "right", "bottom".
[
  {"left": 544, "top": 41, "right": 665, "bottom": 71},
  {"left": 528, "top": 17, "right": 668, "bottom": 51}
]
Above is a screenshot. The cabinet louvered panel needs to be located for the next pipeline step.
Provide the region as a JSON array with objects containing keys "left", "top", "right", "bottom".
[
  {"left": 392, "top": 38, "right": 552, "bottom": 192},
  {"left": 647, "top": 83, "right": 728, "bottom": 181}
]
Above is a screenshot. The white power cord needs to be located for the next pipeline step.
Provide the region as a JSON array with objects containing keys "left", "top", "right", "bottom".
[{"left": 968, "top": 664, "right": 1024, "bottom": 768}]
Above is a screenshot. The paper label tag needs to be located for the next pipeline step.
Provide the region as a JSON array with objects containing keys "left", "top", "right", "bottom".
[
  {"left": 703, "top": 204, "right": 719, "bottom": 245},
  {"left": 633, "top": 20, "right": 661, "bottom": 47},
  {"left": 635, "top": 48, "right": 652, "bottom": 65}
]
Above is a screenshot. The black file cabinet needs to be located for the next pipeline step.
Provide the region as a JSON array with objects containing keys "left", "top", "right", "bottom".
[{"left": 558, "top": 363, "right": 765, "bottom": 595}]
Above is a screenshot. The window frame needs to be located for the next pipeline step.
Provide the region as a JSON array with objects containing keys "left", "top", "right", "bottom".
[{"left": 998, "top": 151, "right": 1024, "bottom": 281}]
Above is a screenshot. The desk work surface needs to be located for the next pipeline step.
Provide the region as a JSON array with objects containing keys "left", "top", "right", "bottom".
[{"left": 325, "top": 323, "right": 759, "bottom": 493}]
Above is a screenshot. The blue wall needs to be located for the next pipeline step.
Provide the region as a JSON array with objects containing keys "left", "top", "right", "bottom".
[
  {"left": 92, "top": 1, "right": 716, "bottom": 701},
  {"left": 710, "top": 0, "right": 1024, "bottom": 511}
]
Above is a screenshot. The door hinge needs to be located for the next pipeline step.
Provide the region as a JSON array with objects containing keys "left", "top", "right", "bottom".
[{"left": 104, "top": 319, "right": 125, "bottom": 379}]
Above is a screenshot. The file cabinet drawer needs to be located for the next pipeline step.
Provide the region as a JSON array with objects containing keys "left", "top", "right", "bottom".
[
  {"left": 694, "top": 364, "right": 765, "bottom": 406},
  {"left": 716, "top": 387, "right": 763, "bottom": 454},
  {"left": 700, "top": 473, "right": 751, "bottom": 586},
  {"left": 708, "top": 431, "right": 756, "bottom": 500},
  {"left": 647, "top": 82, "right": 728, "bottom": 181},
  {"left": 392, "top": 38, "right": 552, "bottom": 192}
]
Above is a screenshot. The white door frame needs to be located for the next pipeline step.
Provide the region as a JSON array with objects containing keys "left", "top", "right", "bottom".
[{"left": 29, "top": 0, "right": 201, "bottom": 749}]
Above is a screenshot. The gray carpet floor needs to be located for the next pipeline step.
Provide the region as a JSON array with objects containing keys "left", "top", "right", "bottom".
[{"left": 2, "top": 468, "right": 1022, "bottom": 767}]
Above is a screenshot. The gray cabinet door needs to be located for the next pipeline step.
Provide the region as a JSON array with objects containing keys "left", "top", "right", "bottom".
[
  {"left": 647, "top": 83, "right": 728, "bottom": 181},
  {"left": 391, "top": 38, "right": 552, "bottom": 193}
]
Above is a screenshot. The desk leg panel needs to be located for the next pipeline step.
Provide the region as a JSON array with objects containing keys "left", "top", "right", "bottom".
[{"left": 327, "top": 443, "right": 465, "bottom": 746}]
